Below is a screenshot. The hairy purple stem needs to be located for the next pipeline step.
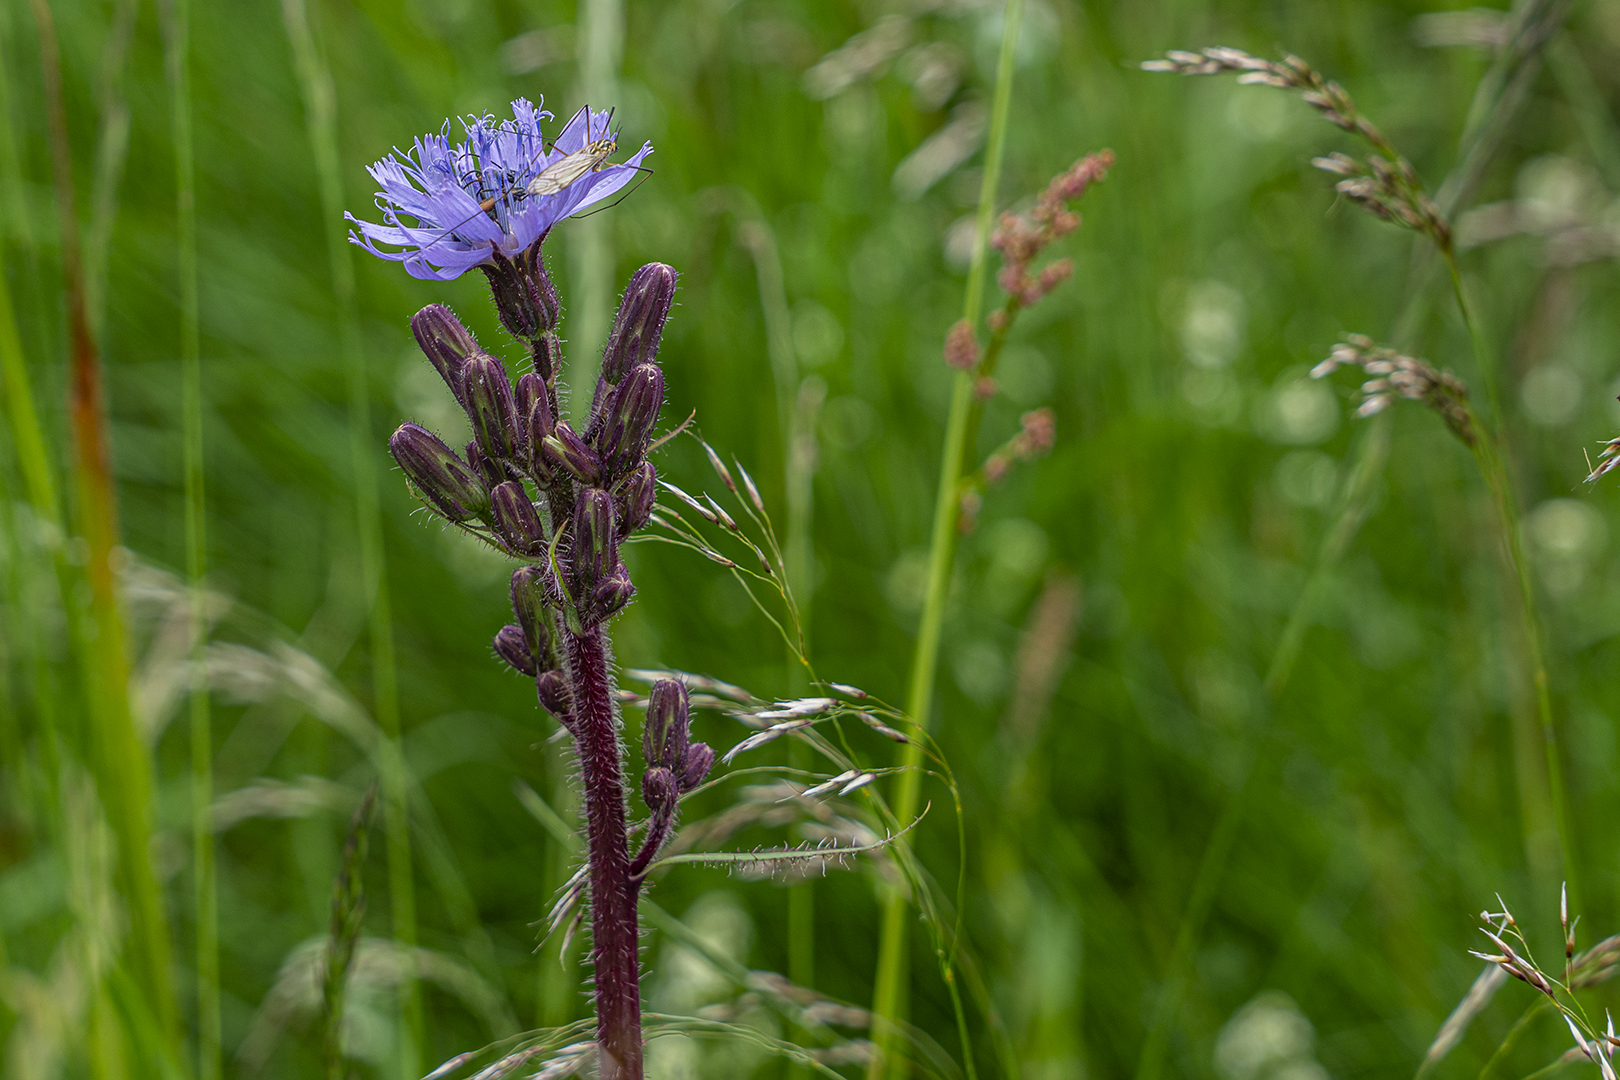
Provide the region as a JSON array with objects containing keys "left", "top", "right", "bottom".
[
  {"left": 562, "top": 624, "right": 644, "bottom": 1079},
  {"left": 629, "top": 811, "right": 675, "bottom": 881}
]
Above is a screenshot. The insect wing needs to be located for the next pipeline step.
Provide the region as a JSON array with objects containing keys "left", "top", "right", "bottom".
[{"left": 526, "top": 147, "right": 603, "bottom": 196}]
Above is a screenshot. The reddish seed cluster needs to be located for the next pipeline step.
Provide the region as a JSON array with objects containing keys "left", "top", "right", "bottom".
[
  {"left": 991, "top": 150, "right": 1115, "bottom": 308},
  {"left": 943, "top": 318, "right": 980, "bottom": 371},
  {"left": 983, "top": 408, "right": 1057, "bottom": 485}
]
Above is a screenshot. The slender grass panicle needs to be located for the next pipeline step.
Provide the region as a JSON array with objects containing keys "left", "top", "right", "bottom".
[
  {"left": 1459, "top": 889, "right": 1620, "bottom": 1080},
  {"left": 1585, "top": 431, "right": 1620, "bottom": 484},
  {"left": 1311, "top": 335, "right": 1477, "bottom": 446},
  {"left": 1142, "top": 48, "right": 1452, "bottom": 249}
]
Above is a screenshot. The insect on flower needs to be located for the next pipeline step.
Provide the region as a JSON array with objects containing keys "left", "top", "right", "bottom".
[
  {"left": 348, "top": 99, "right": 653, "bottom": 281},
  {"left": 466, "top": 108, "right": 644, "bottom": 218}
]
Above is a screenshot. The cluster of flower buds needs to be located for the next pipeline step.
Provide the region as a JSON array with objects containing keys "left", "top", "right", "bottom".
[
  {"left": 1311, "top": 334, "right": 1476, "bottom": 447},
  {"left": 629, "top": 679, "right": 714, "bottom": 878},
  {"left": 1142, "top": 47, "right": 1450, "bottom": 250},
  {"left": 987, "top": 150, "right": 1114, "bottom": 315},
  {"left": 492, "top": 565, "right": 576, "bottom": 724},
  {"left": 389, "top": 259, "right": 679, "bottom": 718}
]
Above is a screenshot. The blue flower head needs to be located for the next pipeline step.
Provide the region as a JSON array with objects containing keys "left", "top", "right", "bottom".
[{"left": 348, "top": 99, "right": 653, "bottom": 282}]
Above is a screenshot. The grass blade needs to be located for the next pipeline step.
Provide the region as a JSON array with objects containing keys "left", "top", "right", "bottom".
[
  {"left": 28, "top": 0, "right": 178, "bottom": 1052},
  {"left": 158, "top": 0, "right": 219, "bottom": 1070}
]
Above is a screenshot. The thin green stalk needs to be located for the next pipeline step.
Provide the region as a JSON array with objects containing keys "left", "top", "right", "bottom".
[
  {"left": 870, "top": 3, "right": 1022, "bottom": 1077},
  {"left": 84, "top": 0, "right": 136, "bottom": 341},
  {"left": 1446, "top": 252, "right": 1579, "bottom": 915},
  {"left": 278, "top": 1, "right": 417, "bottom": 1071},
  {"left": 30, "top": 0, "right": 178, "bottom": 1052},
  {"left": 1130, "top": 12, "right": 1570, "bottom": 1075},
  {"left": 0, "top": 197, "right": 66, "bottom": 836},
  {"left": 1545, "top": 32, "right": 1620, "bottom": 190},
  {"left": 1480, "top": 1000, "right": 1552, "bottom": 1080},
  {"left": 0, "top": 216, "right": 60, "bottom": 535},
  {"left": 568, "top": 0, "right": 623, "bottom": 425},
  {"left": 735, "top": 211, "right": 821, "bottom": 1048},
  {"left": 160, "top": 0, "right": 218, "bottom": 1072}
]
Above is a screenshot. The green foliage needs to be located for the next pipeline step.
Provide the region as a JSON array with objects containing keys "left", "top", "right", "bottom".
[{"left": 6, "top": 0, "right": 1620, "bottom": 1078}]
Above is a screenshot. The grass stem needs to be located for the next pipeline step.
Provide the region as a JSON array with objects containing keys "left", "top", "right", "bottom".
[
  {"left": 279, "top": 1, "right": 419, "bottom": 1070},
  {"left": 29, "top": 0, "right": 178, "bottom": 1052},
  {"left": 160, "top": 0, "right": 219, "bottom": 1071},
  {"left": 1446, "top": 251, "right": 1579, "bottom": 915},
  {"left": 870, "top": 2, "right": 1022, "bottom": 1076}
]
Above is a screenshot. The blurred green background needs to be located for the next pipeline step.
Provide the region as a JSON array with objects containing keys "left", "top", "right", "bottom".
[{"left": 5, "top": 0, "right": 1620, "bottom": 1077}]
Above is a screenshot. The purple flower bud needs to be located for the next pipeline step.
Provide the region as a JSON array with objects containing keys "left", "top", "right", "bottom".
[
  {"left": 411, "top": 304, "right": 478, "bottom": 402},
  {"left": 601, "top": 263, "right": 677, "bottom": 384},
  {"left": 592, "top": 565, "right": 635, "bottom": 619},
  {"left": 571, "top": 487, "right": 617, "bottom": 587},
  {"left": 643, "top": 679, "right": 690, "bottom": 769},
  {"left": 465, "top": 440, "right": 505, "bottom": 490},
  {"left": 679, "top": 742, "right": 715, "bottom": 793},
  {"left": 462, "top": 354, "right": 521, "bottom": 462},
  {"left": 536, "top": 669, "right": 573, "bottom": 724},
  {"left": 515, "top": 372, "right": 543, "bottom": 428},
  {"left": 542, "top": 421, "right": 601, "bottom": 485},
  {"left": 532, "top": 333, "right": 561, "bottom": 385},
  {"left": 510, "top": 566, "right": 551, "bottom": 670},
  {"left": 480, "top": 238, "right": 561, "bottom": 342},
  {"left": 641, "top": 766, "right": 680, "bottom": 816},
  {"left": 493, "top": 624, "right": 537, "bottom": 677},
  {"left": 524, "top": 392, "right": 557, "bottom": 480},
  {"left": 389, "top": 423, "right": 490, "bottom": 522},
  {"left": 597, "top": 364, "right": 664, "bottom": 474},
  {"left": 491, "top": 481, "right": 546, "bottom": 555},
  {"left": 617, "top": 462, "right": 656, "bottom": 538}
]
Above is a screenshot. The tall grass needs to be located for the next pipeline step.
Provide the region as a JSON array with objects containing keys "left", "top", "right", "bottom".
[
  {"left": 5, "top": 2, "right": 1620, "bottom": 1078},
  {"left": 158, "top": 0, "right": 219, "bottom": 1072},
  {"left": 870, "top": 4, "right": 1023, "bottom": 1076},
  {"left": 279, "top": 1, "right": 419, "bottom": 1071}
]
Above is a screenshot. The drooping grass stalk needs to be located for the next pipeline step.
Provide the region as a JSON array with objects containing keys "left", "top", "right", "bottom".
[
  {"left": 28, "top": 0, "right": 179, "bottom": 1052},
  {"left": 278, "top": 0, "right": 418, "bottom": 1069},
  {"left": 870, "top": 2, "right": 1023, "bottom": 1076},
  {"left": 736, "top": 208, "right": 821, "bottom": 1069},
  {"left": 1445, "top": 251, "right": 1580, "bottom": 914},
  {"left": 1131, "top": 25, "right": 1576, "bottom": 1074},
  {"left": 159, "top": 0, "right": 219, "bottom": 1071},
  {"left": 568, "top": 0, "right": 623, "bottom": 425}
]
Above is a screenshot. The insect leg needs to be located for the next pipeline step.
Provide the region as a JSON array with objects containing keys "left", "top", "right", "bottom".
[{"left": 568, "top": 163, "right": 654, "bottom": 220}]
